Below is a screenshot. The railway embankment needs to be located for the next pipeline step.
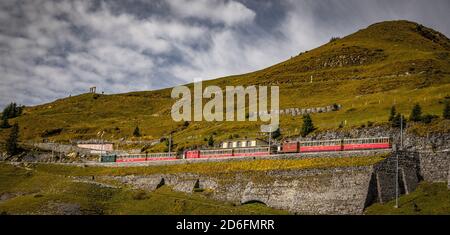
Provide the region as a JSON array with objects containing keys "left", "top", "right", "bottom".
[{"left": 87, "top": 150, "right": 436, "bottom": 214}]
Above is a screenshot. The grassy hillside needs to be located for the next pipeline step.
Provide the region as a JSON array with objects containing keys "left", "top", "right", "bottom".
[
  {"left": 1, "top": 20, "right": 449, "bottom": 151},
  {"left": 365, "top": 182, "right": 450, "bottom": 215},
  {"left": 0, "top": 163, "right": 288, "bottom": 215},
  {"left": 0, "top": 155, "right": 385, "bottom": 214}
]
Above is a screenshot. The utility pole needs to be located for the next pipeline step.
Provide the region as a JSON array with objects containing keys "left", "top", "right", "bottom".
[
  {"left": 168, "top": 133, "right": 172, "bottom": 156},
  {"left": 268, "top": 126, "right": 272, "bottom": 155},
  {"left": 395, "top": 150, "right": 399, "bottom": 208},
  {"left": 400, "top": 115, "right": 403, "bottom": 150},
  {"left": 395, "top": 115, "right": 403, "bottom": 209}
]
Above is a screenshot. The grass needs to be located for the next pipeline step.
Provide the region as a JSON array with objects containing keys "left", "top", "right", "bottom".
[
  {"left": 365, "top": 182, "right": 450, "bottom": 215},
  {"left": 0, "top": 20, "right": 449, "bottom": 151},
  {"left": 32, "top": 154, "right": 388, "bottom": 177},
  {"left": 0, "top": 163, "right": 288, "bottom": 215}
]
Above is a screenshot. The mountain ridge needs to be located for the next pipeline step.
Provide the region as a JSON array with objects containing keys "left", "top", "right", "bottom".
[{"left": 1, "top": 20, "right": 449, "bottom": 151}]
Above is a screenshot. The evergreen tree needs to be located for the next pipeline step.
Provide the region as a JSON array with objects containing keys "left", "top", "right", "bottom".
[
  {"left": 392, "top": 113, "right": 406, "bottom": 128},
  {"left": 133, "top": 126, "right": 141, "bottom": 137},
  {"left": 271, "top": 127, "right": 281, "bottom": 139},
  {"left": 444, "top": 101, "right": 450, "bottom": 120},
  {"left": 6, "top": 123, "right": 19, "bottom": 155},
  {"left": 0, "top": 117, "right": 10, "bottom": 129},
  {"left": 388, "top": 106, "right": 396, "bottom": 122},
  {"left": 409, "top": 104, "right": 422, "bottom": 122},
  {"left": 1, "top": 103, "right": 23, "bottom": 119},
  {"left": 301, "top": 114, "right": 315, "bottom": 137},
  {"left": 207, "top": 135, "right": 214, "bottom": 147}
]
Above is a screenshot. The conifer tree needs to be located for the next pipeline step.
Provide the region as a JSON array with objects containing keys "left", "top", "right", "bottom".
[
  {"left": 409, "top": 104, "right": 422, "bottom": 122},
  {"left": 301, "top": 114, "right": 315, "bottom": 137},
  {"left": 6, "top": 123, "right": 19, "bottom": 155},
  {"left": 388, "top": 106, "right": 396, "bottom": 122},
  {"left": 133, "top": 126, "right": 141, "bottom": 137}
]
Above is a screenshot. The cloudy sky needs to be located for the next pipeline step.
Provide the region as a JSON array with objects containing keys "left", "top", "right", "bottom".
[{"left": 1, "top": 0, "right": 449, "bottom": 107}]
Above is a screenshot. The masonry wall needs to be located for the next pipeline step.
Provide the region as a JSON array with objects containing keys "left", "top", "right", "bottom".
[
  {"left": 32, "top": 143, "right": 92, "bottom": 155},
  {"left": 372, "top": 151, "right": 420, "bottom": 203},
  {"left": 417, "top": 150, "right": 450, "bottom": 182},
  {"left": 106, "top": 152, "right": 421, "bottom": 215}
]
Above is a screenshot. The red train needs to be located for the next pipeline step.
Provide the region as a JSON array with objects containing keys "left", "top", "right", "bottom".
[
  {"left": 280, "top": 137, "right": 391, "bottom": 153},
  {"left": 109, "top": 137, "right": 391, "bottom": 163},
  {"left": 184, "top": 147, "right": 272, "bottom": 159}
]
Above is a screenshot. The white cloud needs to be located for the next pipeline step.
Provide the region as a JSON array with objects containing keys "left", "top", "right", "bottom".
[
  {"left": 167, "top": 0, "right": 256, "bottom": 26},
  {"left": 0, "top": 0, "right": 449, "bottom": 108}
]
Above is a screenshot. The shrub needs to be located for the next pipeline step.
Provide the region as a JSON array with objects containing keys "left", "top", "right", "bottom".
[
  {"left": 329, "top": 37, "right": 340, "bottom": 43},
  {"left": 41, "top": 128, "right": 63, "bottom": 137},
  {"left": 207, "top": 136, "right": 214, "bottom": 147},
  {"left": 420, "top": 114, "right": 438, "bottom": 124},
  {"left": 0, "top": 117, "right": 10, "bottom": 129},
  {"left": 132, "top": 190, "right": 149, "bottom": 200},
  {"left": 444, "top": 101, "right": 450, "bottom": 119}
]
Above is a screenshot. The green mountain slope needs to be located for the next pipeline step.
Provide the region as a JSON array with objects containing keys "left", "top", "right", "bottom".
[{"left": 2, "top": 20, "right": 450, "bottom": 151}]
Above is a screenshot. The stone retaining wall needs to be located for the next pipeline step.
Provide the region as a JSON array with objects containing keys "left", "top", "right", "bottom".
[
  {"left": 418, "top": 150, "right": 450, "bottom": 182},
  {"left": 31, "top": 143, "right": 92, "bottom": 155},
  {"left": 104, "top": 152, "right": 420, "bottom": 215}
]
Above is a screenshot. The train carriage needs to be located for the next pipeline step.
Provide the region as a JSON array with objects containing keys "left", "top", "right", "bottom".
[
  {"left": 146, "top": 152, "right": 178, "bottom": 161},
  {"left": 281, "top": 142, "right": 299, "bottom": 153},
  {"left": 299, "top": 139, "right": 342, "bottom": 152},
  {"left": 115, "top": 152, "right": 177, "bottom": 162},
  {"left": 199, "top": 149, "right": 233, "bottom": 158},
  {"left": 232, "top": 147, "right": 272, "bottom": 157},
  {"left": 185, "top": 150, "right": 200, "bottom": 159},
  {"left": 342, "top": 137, "right": 390, "bottom": 151}
]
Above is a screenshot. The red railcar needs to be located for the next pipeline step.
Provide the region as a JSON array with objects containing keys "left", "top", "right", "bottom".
[
  {"left": 299, "top": 140, "right": 342, "bottom": 152},
  {"left": 199, "top": 149, "right": 233, "bottom": 158},
  {"left": 185, "top": 150, "right": 200, "bottom": 159},
  {"left": 280, "top": 137, "right": 391, "bottom": 154},
  {"left": 232, "top": 147, "right": 271, "bottom": 157},
  {"left": 185, "top": 147, "right": 271, "bottom": 159},
  {"left": 281, "top": 142, "right": 299, "bottom": 153},
  {"left": 342, "top": 137, "right": 390, "bottom": 151}
]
